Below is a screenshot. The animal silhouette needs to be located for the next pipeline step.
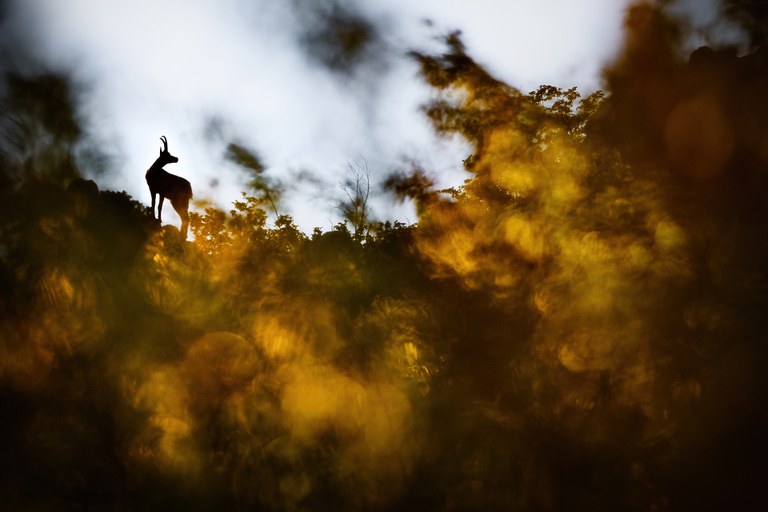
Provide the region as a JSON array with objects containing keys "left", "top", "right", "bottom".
[{"left": 145, "top": 136, "right": 192, "bottom": 238}]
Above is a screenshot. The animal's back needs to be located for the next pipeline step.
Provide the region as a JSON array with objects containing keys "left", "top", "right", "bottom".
[
  {"left": 149, "top": 168, "right": 192, "bottom": 202},
  {"left": 166, "top": 176, "right": 192, "bottom": 202},
  {"left": 179, "top": 176, "right": 193, "bottom": 200}
]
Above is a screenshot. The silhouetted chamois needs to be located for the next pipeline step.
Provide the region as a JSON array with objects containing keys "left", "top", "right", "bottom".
[{"left": 145, "top": 136, "right": 192, "bottom": 238}]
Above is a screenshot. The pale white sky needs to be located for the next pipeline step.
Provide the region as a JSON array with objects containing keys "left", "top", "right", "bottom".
[{"left": 7, "top": 0, "right": 636, "bottom": 231}]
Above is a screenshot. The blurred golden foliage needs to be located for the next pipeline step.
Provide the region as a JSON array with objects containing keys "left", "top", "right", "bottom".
[{"left": 2, "top": 2, "right": 768, "bottom": 510}]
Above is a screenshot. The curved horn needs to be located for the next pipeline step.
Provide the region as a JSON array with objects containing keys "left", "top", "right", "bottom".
[{"left": 160, "top": 135, "right": 168, "bottom": 151}]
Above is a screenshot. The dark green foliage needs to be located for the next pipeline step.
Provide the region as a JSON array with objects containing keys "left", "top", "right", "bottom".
[{"left": 294, "top": 0, "right": 384, "bottom": 75}]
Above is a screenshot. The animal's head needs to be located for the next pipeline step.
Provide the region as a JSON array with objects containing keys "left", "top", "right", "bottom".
[{"left": 158, "top": 135, "right": 179, "bottom": 165}]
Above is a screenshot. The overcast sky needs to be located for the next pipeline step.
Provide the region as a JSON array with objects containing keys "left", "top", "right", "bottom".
[{"left": 4, "top": 0, "right": 643, "bottom": 230}]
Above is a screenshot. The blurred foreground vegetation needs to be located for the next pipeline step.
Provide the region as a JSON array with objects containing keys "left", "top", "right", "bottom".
[{"left": 2, "top": 3, "right": 768, "bottom": 511}]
